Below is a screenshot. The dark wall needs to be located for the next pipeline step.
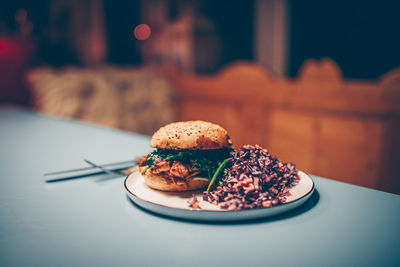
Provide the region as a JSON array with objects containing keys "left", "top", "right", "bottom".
[
  {"left": 201, "top": 0, "right": 254, "bottom": 68},
  {"left": 289, "top": 0, "right": 400, "bottom": 79},
  {"left": 104, "top": 0, "right": 141, "bottom": 65}
]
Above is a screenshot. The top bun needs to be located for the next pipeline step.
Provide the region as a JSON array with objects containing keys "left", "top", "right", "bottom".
[{"left": 151, "top": 121, "right": 232, "bottom": 150}]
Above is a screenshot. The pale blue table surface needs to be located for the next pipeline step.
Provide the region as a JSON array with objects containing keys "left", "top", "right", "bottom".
[{"left": 0, "top": 106, "right": 399, "bottom": 267}]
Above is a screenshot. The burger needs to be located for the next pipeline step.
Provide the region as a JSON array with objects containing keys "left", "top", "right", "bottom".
[{"left": 138, "top": 121, "right": 233, "bottom": 191}]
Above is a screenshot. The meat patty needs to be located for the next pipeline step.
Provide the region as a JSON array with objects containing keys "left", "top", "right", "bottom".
[
  {"left": 150, "top": 160, "right": 170, "bottom": 174},
  {"left": 169, "top": 161, "right": 189, "bottom": 178}
]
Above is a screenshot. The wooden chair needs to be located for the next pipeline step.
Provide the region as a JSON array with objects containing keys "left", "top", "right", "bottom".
[{"left": 166, "top": 58, "right": 400, "bottom": 194}]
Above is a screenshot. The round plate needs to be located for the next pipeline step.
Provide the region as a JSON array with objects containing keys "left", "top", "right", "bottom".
[{"left": 125, "top": 168, "right": 315, "bottom": 222}]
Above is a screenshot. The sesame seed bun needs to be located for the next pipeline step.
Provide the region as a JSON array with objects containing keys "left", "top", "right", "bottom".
[
  {"left": 151, "top": 121, "right": 232, "bottom": 150},
  {"left": 139, "top": 166, "right": 209, "bottom": 191}
]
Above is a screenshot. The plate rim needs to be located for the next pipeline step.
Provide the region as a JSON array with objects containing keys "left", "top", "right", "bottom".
[{"left": 124, "top": 169, "right": 315, "bottom": 214}]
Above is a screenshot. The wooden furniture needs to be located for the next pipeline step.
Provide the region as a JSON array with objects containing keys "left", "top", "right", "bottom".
[{"left": 167, "top": 58, "right": 400, "bottom": 194}]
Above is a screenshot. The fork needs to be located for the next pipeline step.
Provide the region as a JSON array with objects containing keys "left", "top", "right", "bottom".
[{"left": 45, "top": 159, "right": 138, "bottom": 183}]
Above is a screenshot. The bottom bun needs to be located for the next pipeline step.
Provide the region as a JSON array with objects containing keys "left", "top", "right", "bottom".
[{"left": 141, "top": 170, "right": 209, "bottom": 192}]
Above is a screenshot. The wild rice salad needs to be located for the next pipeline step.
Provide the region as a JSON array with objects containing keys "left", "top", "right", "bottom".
[{"left": 202, "top": 145, "right": 299, "bottom": 210}]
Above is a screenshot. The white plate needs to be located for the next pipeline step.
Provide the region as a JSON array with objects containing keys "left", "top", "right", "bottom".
[{"left": 125, "top": 168, "right": 315, "bottom": 222}]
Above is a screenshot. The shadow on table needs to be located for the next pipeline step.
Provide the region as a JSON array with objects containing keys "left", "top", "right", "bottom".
[{"left": 127, "top": 189, "right": 320, "bottom": 225}]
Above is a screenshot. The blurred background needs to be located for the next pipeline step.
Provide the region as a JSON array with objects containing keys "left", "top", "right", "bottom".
[{"left": 0, "top": 0, "right": 399, "bottom": 193}]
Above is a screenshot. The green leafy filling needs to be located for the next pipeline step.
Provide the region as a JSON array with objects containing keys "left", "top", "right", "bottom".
[{"left": 144, "top": 148, "right": 233, "bottom": 181}]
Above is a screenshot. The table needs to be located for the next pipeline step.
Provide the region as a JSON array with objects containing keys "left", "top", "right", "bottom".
[{"left": 0, "top": 106, "right": 399, "bottom": 267}]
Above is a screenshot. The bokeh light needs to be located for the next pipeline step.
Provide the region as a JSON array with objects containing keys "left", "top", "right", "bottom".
[{"left": 134, "top": 24, "right": 151, "bottom": 40}]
